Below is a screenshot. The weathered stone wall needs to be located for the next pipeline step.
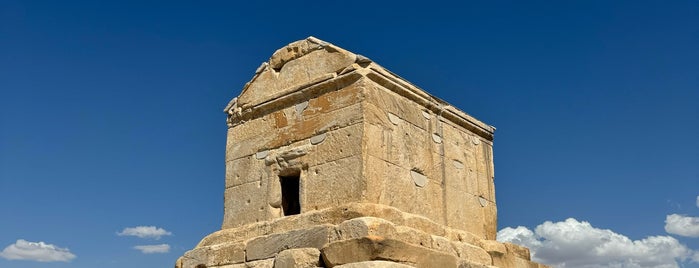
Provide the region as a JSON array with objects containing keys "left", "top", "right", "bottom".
[
  {"left": 177, "top": 37, "right": 547, "bottom": 268},
  {"left": 223, "top": 77, "right": 367, "bottom": 228},
  {"left": 361, "top": 76, "right": 497, "bottom": 240}
]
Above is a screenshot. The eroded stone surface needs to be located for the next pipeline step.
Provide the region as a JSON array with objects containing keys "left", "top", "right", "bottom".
[
  {"left": 274, "top": 248, "right": 322, "bottom": 268},
  {"left": 179, "top": 37, "right": 546, "bottom": 268},
  {"left": 246, "top": 225, "right": 333, "bottom": 261}
]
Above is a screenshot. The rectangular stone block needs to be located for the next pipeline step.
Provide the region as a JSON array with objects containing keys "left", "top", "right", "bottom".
[
  {"left": 445, "top": 187, "right": 488, "bottom": 239},
  {"left": 245, "top": 225, "right": 334, "bottom": 261},
  {"left": 451, "top": 241, "right": 492, "bottom": 266},
  {"left": 274, "top": 248, "right": 322, "bottom": 268},
  {"left": 321, "top": 237, "right": 458, "bottom": 267},
  {"left": 302, "top": 80, "right": 365, "bottom": 118},
  {"left": 363, "top": 82, "right": 429, "bottom": 131},
  {"left": 504, "top": 242, "right": 531, "bottom": 260},
  {"left": 181, "top": 242, "right": 246, "bottom": 267},
  {"left": 223, "top": 180, "right": 269, "bottom": 229},
  {"left": 264, "top": 102, "right": 364, "bottom": 150},
  {"left": 225, "top": 156, "right": 266, "bottom": 188},
  {"left": 364, "top": 155, "right": 445, "bottom": 226},
  {"left": 226, "top": 102, "right": 363, "bottom": 161},
  {"left": 306, "top": 123, "right": 363, "bottom": 166},
  {"left": 304, "top": 155, "right": 365, "bottom": 211}
]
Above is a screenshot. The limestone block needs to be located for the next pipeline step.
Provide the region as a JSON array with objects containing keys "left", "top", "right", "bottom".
[
  {"left": 182, "top": 242, "right": 246, "bottom": 267},
  {"left": 335, "top": 261, "right": 415, "bottom": 268},
  {"left": 267, "top": 38, "right": 329, "bottom": 70},
  {"left": 451, "top": 242, "right": 492, "bottom": 266},
  {"left": 364, "top": 154, "right": 445, "bottom": 225},
  {"left": 391, "top": 226, "right": 432, "bottom": 248},
  {"left": 304, "top": 156, "right": 365, "bottom": 210},
  {"left": 320, "top": 236, "right": 458, "bottom": 267},
  {"left": 490, "top": 253, "right": 540, "bottom": 268},
  {"left": 246, "top": 258, "right": 275, "bottom": 268},
  {"left": 445, "top": 188, "right": 487, "bottom": 239},
  {"left": 238, "top": 38, "right": 356, "bottom": 108},
  {"left": 479, "top": 240, "right": 506, "bottom": 255},
  {"left": 484, "top": 201, "right": 497, "bottom": 241},
  {"left": 223, "top": 180, "right": 269, "bottom": 229},
  {"left": 402, "top": 213, "right": 446, "bottom": 237},
  {"left": 445, "top": 225, "right": 484, "bottom": 247},
  {"left": 226, "top": 156, "right": 265, "bottom": 188},
  {"left": 226, "top": 102, "right": 363, "bottom": 161},
  {"left": 363, "top": 106, "right": 436, "bottom": 177},
  {"left": 503, "top": 242, "right": 531, "bottom": 261},
  {"left": 302, "top": 81, "right": 364, "bottom": 118},
  {"left": 363, "top": 81, "right": 428, "bottom": 130},
  {"left": 228, "top": 114, "right": 275, "bottom": 148},
  {"left": 337, "top": 217, "right": 397, "bottom": 240},
  {"left": 246, "top": 225, "right": 333, "bottom": 261},
  {"left": 430, "top": 235, "right": 457, "bottom": 256},
  {"left": 457, "top": 261, "right": 492, "bottom": 268},
  {"left": 265, "top": 103, "right": 363, "bottom": 150},
  {"left": 307, "top": 123, "right": 362, "bottom": 166},
  {"left": 273, "top": 248, "right": 322, "bottom": 268}
]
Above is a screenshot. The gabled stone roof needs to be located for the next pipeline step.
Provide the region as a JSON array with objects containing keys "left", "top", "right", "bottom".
[{"left": 225, "top": 36, "right": 495, "bottom": 141}]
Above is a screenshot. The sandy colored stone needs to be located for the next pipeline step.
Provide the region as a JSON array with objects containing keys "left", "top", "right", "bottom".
[
  {"left": 321, "top": 236, "right": 458, "bottom": 268},
  {"left": 178, "top": 37, "right": 546, "bottom": 268},
  {"left": 430, "top": 235, "right": 457, "bottom": 256},
  {"left": 183, "top": 242, "right": 246, "bottom": 267},
  {"left": 304, "top": 156, "right": 365, "bottom": 210},
  {"left": 480, "top": 240, "right": 506, "bottom": 255},
  {"left": 458, "top": 261, "right": 492, "bottom": 268},
  {"left": 363, "top": 80, "right": 429, "bottom": 131},
  {"left": 452, "top": 242, "right": 492, "bottom": 266},
  {"left": 226, "top": 156, "right": 265, "bottom": 188},
  {"left": 391, "top": 226, "right": 432, "bottom": 248},
  {"left": 335, "top": 261, "right": 415, "bottom": 268},
  {"left": 223, "top": 180, "right": 269, "bottom": 229},
  {"left": 238, "top": 38, "right": 356, "bottom": 108},
  {"left": 503, "top": 242, "right": 531, "bottom": 261},
  {"left": 246, "top": 225, "right": 333, "bottom": 261},
  {"left": 273, "top": 248, "right": 321, "bottom": 268},
  {"left": 491, "top": 253, "right": 541, "bottom": 268},
  {"left": 363, "top": 154, "right": 445, "bottom": 226},
  {"left": 337, "top": 217, "right": 397, "bottom": 240}
]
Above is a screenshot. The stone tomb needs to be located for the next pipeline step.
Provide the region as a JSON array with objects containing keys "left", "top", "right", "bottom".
[{"left": 176, "top": 37, "right": 547, "bottom": 268}]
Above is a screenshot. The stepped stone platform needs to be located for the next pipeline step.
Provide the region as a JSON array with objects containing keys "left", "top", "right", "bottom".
[{"left": 176, "top": 37, "right": 548, "bottom": 268}]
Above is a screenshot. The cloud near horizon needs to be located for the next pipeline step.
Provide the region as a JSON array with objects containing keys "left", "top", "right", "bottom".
[
  {"left": 133, "top": 244, "right": 170, "bottom": 254},
  {"left": 0, "top": 239, "right": 76, "bottom": 262},
  {"left": 498, "top": 218, "right": 695, "bottom": 268},
  {"left": 117, "top": 226, "right": 172, "bottom": 239}
]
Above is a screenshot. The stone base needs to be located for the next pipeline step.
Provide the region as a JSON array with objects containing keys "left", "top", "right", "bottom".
[{"left": 176, "top": 203, "right": 547, "bottom": 268}]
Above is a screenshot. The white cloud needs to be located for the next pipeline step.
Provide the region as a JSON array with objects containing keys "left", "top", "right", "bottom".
[
  {"left": 117, "top": 226, "right": 172, "bottom": 239},
  {"left": 665, "top": 214, "right": 699, "bottom": 238},
  {"left": 0, "top": 239, "right": 76, "bottom": 262},
  {"left": 498, "top": 218, "right": 695, "bottom": 268},
  {"left": 696, "top": 195, "right": 699, "bottom": 208},
  {"left": 133, "top": 244, "right": 170, "bottom": 254}
]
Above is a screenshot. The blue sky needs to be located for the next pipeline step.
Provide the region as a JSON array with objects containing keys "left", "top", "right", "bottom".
[{"left": 0, "top": 1, "right": 697, "bottom": 267}]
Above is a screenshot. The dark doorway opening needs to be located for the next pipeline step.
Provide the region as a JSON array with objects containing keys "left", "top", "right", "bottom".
[{"left": 279, "top": 173, "right": 300, "bottom": 216}]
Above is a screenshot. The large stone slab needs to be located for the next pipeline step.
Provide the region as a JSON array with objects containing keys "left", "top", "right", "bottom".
[
  {"left": 321, "top": 236, "right": 458, "bottom": 267},
  {"left": 246, "top": 225, "right": 334, "bottom": 261},
  {"left": 273, "top": 248, "right": 322, "bottom": 268},
  {"left": 335, "top": 261, "right": 415, "bottom": 268}
]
